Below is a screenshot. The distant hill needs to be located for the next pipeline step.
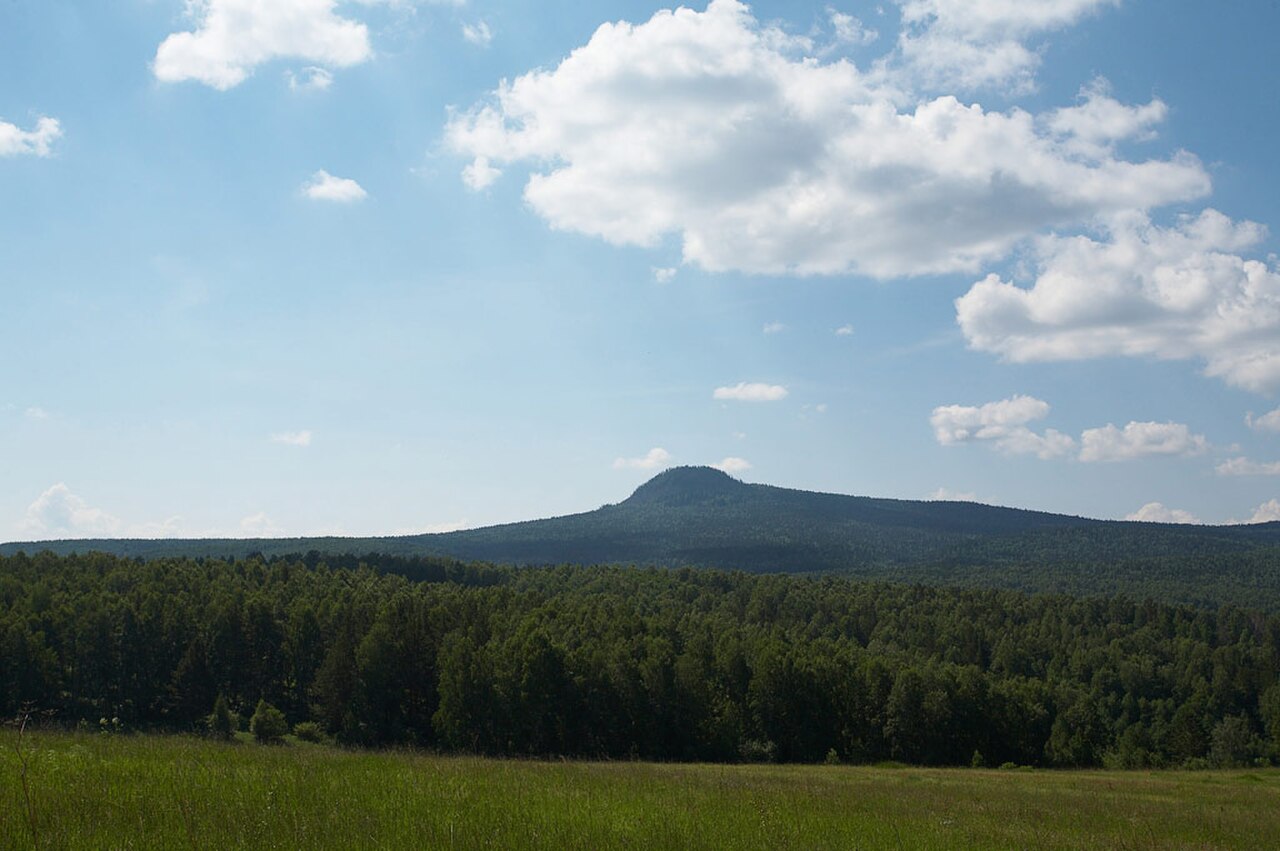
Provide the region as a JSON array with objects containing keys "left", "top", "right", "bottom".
[
  {"left": 6, "top": 466, "right": 1280, "bottom": 608},
  {"left": 3, "top": 464, "right": 1277, "bottom": 565}
]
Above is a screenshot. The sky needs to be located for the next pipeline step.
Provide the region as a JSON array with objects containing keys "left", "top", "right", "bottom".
[{"left": 4, "top": 0, "right": 1280, "bottom": 540}]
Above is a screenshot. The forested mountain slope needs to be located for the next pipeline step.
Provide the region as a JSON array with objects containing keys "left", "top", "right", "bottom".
[{"left": 5, "top": 467, "right": 1280, "bottom": 608}]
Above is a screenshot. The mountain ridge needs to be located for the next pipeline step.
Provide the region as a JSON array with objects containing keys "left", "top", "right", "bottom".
[{"left": 4, "top": 465, "right": 1277, "bottom": 567}]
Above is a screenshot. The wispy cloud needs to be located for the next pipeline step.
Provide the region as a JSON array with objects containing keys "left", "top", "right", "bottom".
[
  {"left": 271, "top": 430, "right": 313, "bottom": 447},
  {"left": 1217, "top": 457, "right": 1280, "bottom": 477},
  {"left": 462, "top": 21, "right": 493, "bottom": 47},
  {"left": 286, "top": 66, "right": 334, "bottom": 92},
  {"left": 928, "top": 487, "right": 977, "bottom": 502},
  {"left": 713, "top": 382, "right": 789, "bottom": 402}
]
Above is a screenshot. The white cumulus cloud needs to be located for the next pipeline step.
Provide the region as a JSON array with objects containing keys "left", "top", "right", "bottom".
[
  {"left": 828, "top": 8, "right": 877, "bottom": 45},
  {"left": 461, "top": 156, "right": 501, "bottom": 190},
  {"left": 956, "top": 209, "right": 1280, "bottom": 393},
  {"left": 930, "top": 395, "right": 1075, "bottom": 459},
  {"left": 0, "top": 116, "right": 61, "bottom": 157},
  {"left": 893, "top": 0, "right": 1119, "bottom": 93},
  {"left": 271, "top": 430, "right": 314, "bottom": 447},
  {"left": 302, "top": 170, "right": 367, "bottom": 202},
  {"left": 713, "top": 456, "right": 752, "bottom": 473},
  {"left": 713, "top": 382, "right": 789, "bottom": 402},
  {"left": 762, "top": 322, "right": 786, "bottom": 334},
  {"left": 1237, "top": 499, "right": 1280, "bottom": 525},
  {"left": 1078, "top": 421, "right": 1208, "bottom": 462},
  {"left": 20, "top": 484, "right": 121, "bottom": 538},
  {"left": 154, "top": 0, "right": 374, "bottom": 90},
  {"left": 1125, "top": 502, "right": 1201, "bottom": 524},
  {"left": 652, "top": 266, "right": 678, "bottom": 283},
  {"left": 1247, "top": 409, "right": 1280, "bottom": 433},
  {"left": 613, "top": 447, "right": 672, "bottom": 470},
  {"left": 446, "top": 0, "right": 1206, "bottom": 279}
]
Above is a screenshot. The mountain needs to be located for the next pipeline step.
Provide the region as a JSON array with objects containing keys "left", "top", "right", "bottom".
[{"left": 6, "top": 466, "right": 1280, "bottom": 572}]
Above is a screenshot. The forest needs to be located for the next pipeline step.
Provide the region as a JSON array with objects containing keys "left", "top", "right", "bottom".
[{"left": 3, "top": 549, "right": 1279, "bottom": 769}]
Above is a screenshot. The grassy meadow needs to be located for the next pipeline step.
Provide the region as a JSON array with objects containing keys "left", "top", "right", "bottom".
[{"left": 1, "top": 731, "right": 1277, "bottom": 850}]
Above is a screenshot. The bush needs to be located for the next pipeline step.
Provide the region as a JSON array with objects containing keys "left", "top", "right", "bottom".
[
  {"left": 738, "top": 739, "right": 777, "bottom": 763},
  {"left": 293, "top": 721, "right": 324, "bottom": 743},
  {"left": 250, "top": 700, "right": 288, "bottom": 744},
  {"left": 208, "top": 695, "right": 234, "bottom": 741}
]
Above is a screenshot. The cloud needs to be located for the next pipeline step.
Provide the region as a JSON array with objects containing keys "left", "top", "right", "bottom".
[
  {"left": 713, "top": 456, "right": 752, "bottom": 473},
  {"left": 1125, "top": 502, "right": 1201, "bottom": 524},
  {"left": 446, "top": 0, "right": 1206, "bottom": 279},
  {"left": 762, "top": 322, "right": 786, "bottom": 334},
  {"left": 20, "top": 484, "right": 121, "bottom": 538},
  {"left": 154, "top": 0, "right": 373, "bottom": 90},
  {"left": 835, "top": 324, "right": 854, "bottom": 336},
  {"left": 893, "top": 0, "right": 1118, "bottom": 93},
  {"left": 239, "top": 512, "right": 283, "bottom": 536},
  {"left": 461, "top": 156, "right": 501, "bottom": 190},
  {"left": 828, "top": 8, "right": 877, "bottom": 45},
  {"left": 1216, "top": 457, "right": 1280, "bottom": 477},
  {"left": 928, "top": 487, "right": 977, "bottom": 501},
  {"left": 462, "top": 21, "right": 493, "bottom": 47},
  {"left": 1078, "top": 421, "right": 1208, "bottom": 462},
  {"left": 271, "top": 430, "right": 313, "bottom": 447},
  {"left": 956, "top": 209, "right": 1280, "bottom": 393},
  {"left": 1045, "top": 79, "right": 1167, "bottom": 158},
  {"left": 613, "top": 447, "right": 672, "bottom": 470},
  {"left": 1236, "top": 499, "right": 1280, "bottom": 525},
  {"left": 652, "top": 266, "right": 678, "bottom": 283},
  {"left": 129, "top": 516, "right": 189, "bottom": 539},
  {"left": 713, "top": 382, "right": 789, "bottom": 402},
  {"left": 24, "top": 407, "right": 49, "bottom": 420},
  {"left": 302, "top": 170, "right": 367, "bottom": 202},
  {"left": 286, "top": 66, "right": 334, "bottom": 92},
  {"left": 0, "top": 116, "right": 61, "bottom": 157},
  {"left": 930, "top": 395, "right": 1075, "bottom": 459},
  {"left": 1247, "top": 409, "right": 1280, "bottom": 433}
]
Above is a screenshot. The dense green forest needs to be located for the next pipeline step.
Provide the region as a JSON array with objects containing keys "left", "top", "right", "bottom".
[
  {"left": 7, "top": 468, "right": 1280, "bottom": 611},
  {"left": 3, "top": 550, "right": 1279, "bottom": 768}
]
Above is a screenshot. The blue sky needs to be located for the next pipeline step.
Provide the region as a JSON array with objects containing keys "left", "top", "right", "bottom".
[{"left": 3, "top": 0, "right": 1280, "bottom": 540}]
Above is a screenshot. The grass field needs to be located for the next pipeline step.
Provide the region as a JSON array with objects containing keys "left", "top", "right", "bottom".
[{"left": 2, "top": 731, "right": 1277, "bottom": 850}]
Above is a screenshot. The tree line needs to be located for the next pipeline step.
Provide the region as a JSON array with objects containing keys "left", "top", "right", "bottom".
[{"left": 2, "top": 550, "right": 1279, "bottom": 767}]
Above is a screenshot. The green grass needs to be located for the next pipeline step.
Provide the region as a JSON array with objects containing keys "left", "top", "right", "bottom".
[{"left": 2, "top": 732, "right": 1277, "bottom": 850}]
